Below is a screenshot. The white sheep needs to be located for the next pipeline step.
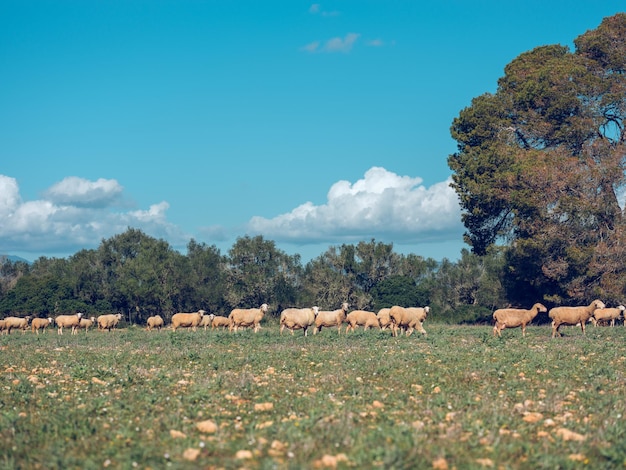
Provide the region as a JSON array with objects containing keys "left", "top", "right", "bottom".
[
  {"left": 492, "top": 303, "right": 547, "bottom": 337},
  {"left": 146, "top": 315, "right": 165, "bottom": 331},
  {"left": 211, "top": 315, "right": 232, "bottom": 330},
  {"left": 78, "top": 316, "right": 97, "bottom": 332},
  {"left": 171, "top": 310, "right": 206, "bottom": 332},
  {"left": 313, "top": 302, "right": 349, "bottom": 335},
  {"left": 97, "top": 313, "right": 123, "bottom": 332},
  {"left": 549, "top": 299, "right": 605, "bottom": 337},
  {"left": 389, "top": 306, "right": 429, "bottom": 337},
  {"left": 345, "top": 309, "right": 380, "bottom": 333},
  {"left": 4, "top": 316, "right": 31, "bottom": 334},
  {"left": 591, "top": 305, "right": 625, "bottom": 327},
  {"left": 31, "top": 317, "right": 54, "bottom": 335},
  {"left": 229, "top": 304, "right": 268, "bottom": 333},
  {"left": 279, "top": 306, "right": 319, "bottom": 336},
  {"left": 376, "top": 308, "right": 392, "bottom": 331},
  {"left": 199, "top": 313, "right": 216, "bottom": 331},
  {"left": 55, "top": 313, "right": 83, "bottom": 335}
]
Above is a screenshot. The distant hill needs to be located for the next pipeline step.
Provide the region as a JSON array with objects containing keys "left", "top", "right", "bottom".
[{"left": 0, "top": 254, "right": 32, "bottom": 264}]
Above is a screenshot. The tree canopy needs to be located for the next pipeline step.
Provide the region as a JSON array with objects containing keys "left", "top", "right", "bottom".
[{"left": 448, "top": 13, "right": 626, "bottom": 303}]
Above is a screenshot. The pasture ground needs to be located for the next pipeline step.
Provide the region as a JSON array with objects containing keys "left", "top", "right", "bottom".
[{"left": 1, "top": 322, "right": 625, "bottom": 469}]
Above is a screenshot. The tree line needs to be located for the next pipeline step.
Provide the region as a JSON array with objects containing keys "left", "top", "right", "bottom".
[{"left": 0, "top": 228, "right": 507, "bottom": 325}]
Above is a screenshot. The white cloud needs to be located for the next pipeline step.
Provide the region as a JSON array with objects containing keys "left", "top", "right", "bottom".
[
  {"left": 365, "top": 38, "right": 395, "bottom": 48},
  {"left": 247, "top": 167, "right": 464, "bottom": 245},
  {"left": 324, "top": 33, "right": 359, "bottom": 53},
  {"left": 0, "top": 175, "right": 21, "bottom": 218},
  {"left": 301, "top": 41, "right": 320, "bottom": 53},
  {"left": 44, "top": 176, "right": 123, "bottom": 207},
  {"left": 0, "top": 175, "right": 187, "bottom": 256},
  {"left": 301, "top": 33, "right": 360, "bottom": 54},
  {"left": 308, "top": 4, "right": 339, "bottom": 16}
]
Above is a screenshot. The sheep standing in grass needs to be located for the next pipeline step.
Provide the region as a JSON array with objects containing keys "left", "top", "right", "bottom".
[
  {"left": 591, "top": 305, "right": 625, "bottom": 327},
  {"left": 171, "top": 310, "right": 207, "bottom": 332},
  {"left": 280, "top": 306, "right": 319, "bottom": 336},
  {"left": 345, "top": 309, "right": 380, "bottom": 333},
  {"left": 377, "top": 308, "right": 392, "bottom": 331},
  {"left": 4, "top": 316, "right": 31, "bottom": 334},
  {"left": 98, "top": 313, "right": 123, "bottom": 332},
  {"left": 492, "top": 303, "right": 547, "bottom": 337},
  {"left": 390, "top": 306, "right": 429, "bottom": 337},
  {"left": 549, "top": 299, "right": 605, "bottom": 338},
  {"left": 313, "top": 302, "right": 349, "bottom": 335},
  {"left": 229, "top": 304, "right": 268, "bottom": 333},
  {"left": 78, "top": 316, "right": 97, "bottom": 333},
  {"left": 55, "top": 313, "right": 82, "bottom": 335},
  {"left": 211, "top": 316, "right": 232, "bottom": 330},
  {"left": 199, "top": 313, "right": 216, "bottom": 331},
  {"left": 146, "top": 315, "right": 165, "bottom": 331},
  {"left": 31, "top": 317, "right": 54, "bottom": 335}
]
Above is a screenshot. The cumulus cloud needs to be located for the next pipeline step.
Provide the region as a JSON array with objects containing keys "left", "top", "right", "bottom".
[
  {"left": 44, "top": 176, "right": 123, "bottom": 207},
  {"left": 302, "top": 33, "right": 360, "bottom": 53},
  {"left": 0, "top": 175, "right": 187, "bottom": 255},
  {"left": 247, "top": 167, "right": 463, "bottom": 245}
]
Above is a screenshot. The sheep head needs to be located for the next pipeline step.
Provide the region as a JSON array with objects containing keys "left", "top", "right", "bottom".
[
  {"left": 593, "top": 300, "right": 606, "bottom": 310},
  {"left": 312, "top": 306, "right": 319, "bottom": 317}
]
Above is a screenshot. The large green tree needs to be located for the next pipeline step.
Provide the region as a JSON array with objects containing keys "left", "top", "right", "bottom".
[
  {"left": 226, "top": 235, "right": 302, "bottom": 315},
  {"left": 448, "top": 14, "right": 626, "bottom": 303}
]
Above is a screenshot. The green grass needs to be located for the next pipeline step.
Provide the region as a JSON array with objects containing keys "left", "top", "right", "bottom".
[{"left": 1, "top": 322, "right": 626, "bottom": 469}]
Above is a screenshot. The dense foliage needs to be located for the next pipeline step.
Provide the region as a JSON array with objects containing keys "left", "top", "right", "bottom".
[
  {"left": 448, "top": 14, "right": 626, "bottom": 304},
  {"left": 0, "top": 229, "right": 506, "bottom": 324}
]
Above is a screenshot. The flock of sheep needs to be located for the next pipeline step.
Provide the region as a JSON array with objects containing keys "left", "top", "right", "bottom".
[
  {"left": 0, "top": 303, "right": 430, "bottom": 337},
  {"left": 0, "top": 312, "right": 123, "bottom": 335},
  {"left": 1, "top": 299, "right": 623, "bottom": 338},
  {"left": 148, "top": 302, "right": 430, "bottom": 337},
  {"left": 493, "top": 299, "right": 625, "bottom": 337}
]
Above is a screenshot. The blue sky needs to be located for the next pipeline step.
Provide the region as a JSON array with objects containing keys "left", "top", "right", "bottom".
[{"left": 1, "top": 1, "right": 624, "bottom": 263}]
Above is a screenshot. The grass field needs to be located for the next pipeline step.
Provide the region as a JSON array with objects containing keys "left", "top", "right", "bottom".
[{"left": 1, "top": 321, "right": 626, "bottom": 469}]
